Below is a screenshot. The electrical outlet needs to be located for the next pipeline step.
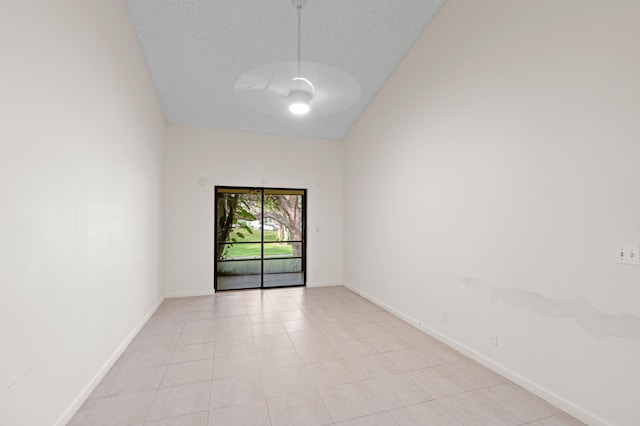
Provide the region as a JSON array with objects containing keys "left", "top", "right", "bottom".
[
  {"left": 615, "top": 246, "right": 640, "bottom": 265},
  {"left": 442, "top": 312, "right": 448, "bottom": 323},
  {"left": 490, "top": 331, "right": 498, "bottom": 346}
]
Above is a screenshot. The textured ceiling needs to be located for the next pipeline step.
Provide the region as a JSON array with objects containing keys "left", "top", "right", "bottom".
[{"left": 125, "top": 0, "right": 444, "bottom": 140}]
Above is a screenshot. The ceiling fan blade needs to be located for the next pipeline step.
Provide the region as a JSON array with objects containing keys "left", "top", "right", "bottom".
[{"left": 235, "top": 61, "right": 361, "bottom": 118}]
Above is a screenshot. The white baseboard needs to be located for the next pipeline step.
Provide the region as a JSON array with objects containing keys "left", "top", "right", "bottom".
[
  {"left": 165, "top": 283, "right": 341, "bottom": 297},
  {"left": 307, "top": 280, "right": 343, "bottom": 288},
  {"left": 341, "top": 282, "right": 609, "bottom": 426},
  {"left": 55, "top": 296, "right": 164, "bottom": 426},
  {"left": 165, "top": 289, "right": 215, "bottom": 298}
]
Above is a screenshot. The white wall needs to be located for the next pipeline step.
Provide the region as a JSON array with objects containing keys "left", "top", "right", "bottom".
[
  {"left": 0, "top": 1, "right": 166, "bottom": 425},
  {"left": 164, "top": 126, "right": 343, "bottom": 296},
  {"left": 343, "top": 1, "right": 640, "bottom": 425}
]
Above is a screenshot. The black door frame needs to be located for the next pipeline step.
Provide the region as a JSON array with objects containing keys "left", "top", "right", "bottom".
[{"left": 214, "top": 186, "right": 307, "bottom": 292}]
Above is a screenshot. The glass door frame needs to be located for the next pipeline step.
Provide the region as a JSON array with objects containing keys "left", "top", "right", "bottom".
[{"left": 213, "top": 185, "right": 307, "bottom": 292}]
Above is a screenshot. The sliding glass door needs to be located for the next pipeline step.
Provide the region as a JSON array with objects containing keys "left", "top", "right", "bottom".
[
  {"left": 214, "top": 187, "right": 306, "bottom": 291},
  {"left": 215, "top": 188, "right": 263, "bottom": 290}
]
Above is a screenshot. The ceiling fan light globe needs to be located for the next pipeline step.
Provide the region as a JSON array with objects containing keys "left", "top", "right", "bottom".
[
  {"left": 288, "top": 90, "right": 311, "bottom": 115},
  {"left": 289, "top": 102, "right": 310, "bottom": 115}
]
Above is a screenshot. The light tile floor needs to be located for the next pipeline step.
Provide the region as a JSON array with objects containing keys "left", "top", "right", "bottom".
[{"left": 69, "top": 286, "right": 585, "bottom": 426}]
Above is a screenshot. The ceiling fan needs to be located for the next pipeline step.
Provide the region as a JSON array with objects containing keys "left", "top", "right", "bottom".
[{"left": 234, "top": 0, "right": 361, "bottom": 118}]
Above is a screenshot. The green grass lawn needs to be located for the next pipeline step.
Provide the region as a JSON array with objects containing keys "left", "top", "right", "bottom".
[
  {"left": 228, "top": 228, "right": 280, "bottom": 242},
  {"left": 222, "top": 229, "right": 293, "bottom": 258}
]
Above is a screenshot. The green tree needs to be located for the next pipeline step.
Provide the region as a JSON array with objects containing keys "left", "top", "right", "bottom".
[
  {"left": 263, "top": 194, "right": 303, "bottom": 256},
  {"left": 215, "top": 193, "right": 257, "bottom": 260}
]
